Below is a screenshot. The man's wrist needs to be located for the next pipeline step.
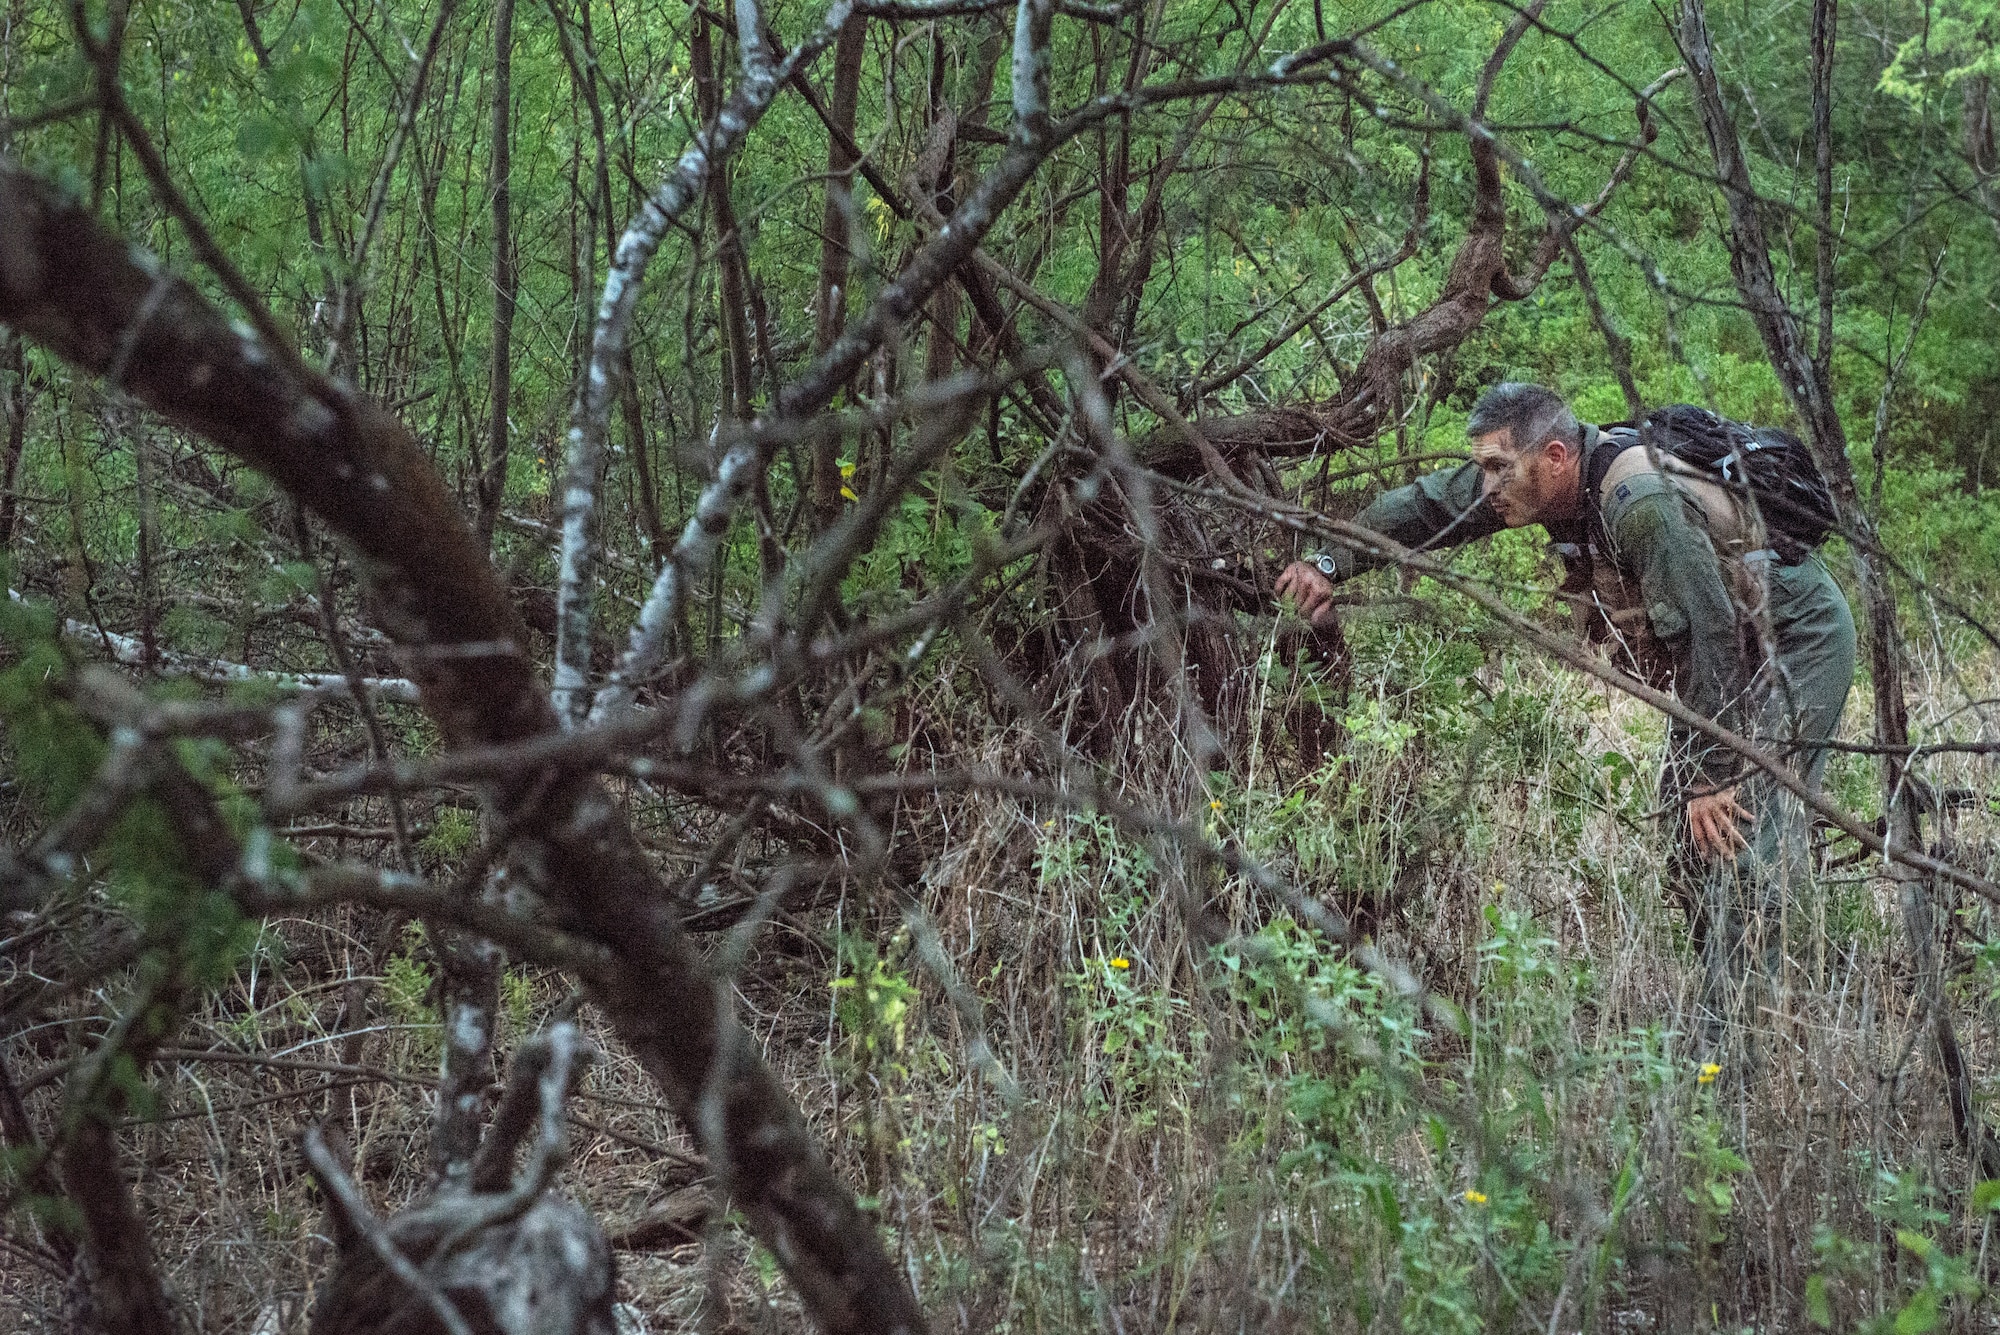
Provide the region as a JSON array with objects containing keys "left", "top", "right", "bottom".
[
  {"left": 1690, "top": 763, "right": 1739, "bottom": 799},
  {"left": 1303, "top": 550, "right": 1346, "bottom": 582}
]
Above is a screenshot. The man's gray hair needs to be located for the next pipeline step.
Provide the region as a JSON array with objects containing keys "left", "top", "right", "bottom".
[{"left": 1467, "top": 382, "right": 1580, "bottom": 453}]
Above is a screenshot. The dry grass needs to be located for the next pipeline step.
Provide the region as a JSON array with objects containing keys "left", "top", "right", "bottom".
[{"left": 4, "top": 600, "right": 1999, "bottom": 1334}]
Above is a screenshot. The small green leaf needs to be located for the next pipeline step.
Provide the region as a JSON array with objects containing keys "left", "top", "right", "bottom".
[
  {"left": 1894, "top": 1285, "right": 1940, "bottom": 1335},
  {"left": 1973, "top": 1180, "right": 2000, "bottom": 1212},
  {"left": 1805, "top": 1273, "right": 1833, "bottom": 1329}
]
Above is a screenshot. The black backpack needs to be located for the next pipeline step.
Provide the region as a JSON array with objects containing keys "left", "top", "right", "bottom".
[{"left": 1595, "top": 405, "right": 1840, "bottom": 564}]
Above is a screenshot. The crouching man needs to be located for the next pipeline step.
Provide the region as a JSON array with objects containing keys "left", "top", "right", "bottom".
[{"left": 1278, "top": 383, "right": 1856, "bottom": 1055}]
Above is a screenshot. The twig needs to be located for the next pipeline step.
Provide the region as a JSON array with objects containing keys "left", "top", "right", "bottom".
[
  {"left": 321, "top": 0, "right": 463, "bottom": 373},
  {"left": 16, "top": 591, "right": 421, "bottom": 703}
]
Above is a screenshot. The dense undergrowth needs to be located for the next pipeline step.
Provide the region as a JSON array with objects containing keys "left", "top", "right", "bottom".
[{"left": 6, "top": 508, "right": 2000, "bottom": 1331}]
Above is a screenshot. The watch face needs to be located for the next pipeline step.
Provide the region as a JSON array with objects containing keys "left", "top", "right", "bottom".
[{"left": 1315, "top": 554, "right": 1338, "bottom": 577}]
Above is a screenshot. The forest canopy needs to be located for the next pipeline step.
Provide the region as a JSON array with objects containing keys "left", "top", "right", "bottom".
[{"left": 1, "top": 0, "right": 1998, "bottom": 1328}]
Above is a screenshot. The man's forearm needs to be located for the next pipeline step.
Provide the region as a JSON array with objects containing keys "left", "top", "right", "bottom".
[{"left": 1327, "top": 462, "right": 1499, "bottom": 578}]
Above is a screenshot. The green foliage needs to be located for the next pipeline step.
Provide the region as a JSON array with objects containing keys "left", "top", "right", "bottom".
[
  {"left": 832, "top": 930, "right": 920, "bottom": 1067},
  {"left": 1880, "top": 0, "right": 1999, "bottom": 98},
  {"left": 1068, "top": 934, "right": 1196, "bottom": 1129},
  {"left": 383, "top": 923, "right": 440, "bottom": 1031},
  {"left": 0, "top": 592, "right": 255, "bottom": 986},
  {"left": 499, "top": 968, "right": 536, "bottom": 1039},
  {"left": 10, "top": 1180, "right": 84, "bottom": 1238},
  {"left": 1803, "top": 1171, "right": 1991, "bottom": 1334},
  {"left": 1222, "top": 916, "right": 1421, "bottom": 1151},
  {"left": 1035, "top": 811, "right": 1157, "bottom": 899},
  {"left": 1198, "top": 907, "right": 1720, "bottom": 1330},
  {"left": 0, "top": 592, "right": 105, "bottom": 820},
  {"left": 1679, "top": 1104, "right": 1749, "bottom": 1243},
  {"left": 420, "top": 806, "right": 479, "bottom": 864}
]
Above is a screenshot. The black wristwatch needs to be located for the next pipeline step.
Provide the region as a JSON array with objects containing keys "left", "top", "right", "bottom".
[{"left": 1305, "top": 552, "right": 1339, "bottom": 579}]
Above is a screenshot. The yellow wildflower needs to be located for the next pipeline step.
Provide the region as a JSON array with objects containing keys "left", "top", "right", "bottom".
[
  {"left": 839, "top": 461, "right": 857, "bottom": 478},
  {"left": 1698, "top": 1062, "right": 1722, "bottom": 1085},
  {"left": 1209, "top": 799, "right": 1223, "bottom": 812},
  {"left": 1110, "top": 957, "right": 1131, "bottom": 970},
  {"left": 1463, "top": 1189, "right": 1487, "bottom": 1205},
  {"left": 841, "top": 486, "right": 860, "bottom": 502}
]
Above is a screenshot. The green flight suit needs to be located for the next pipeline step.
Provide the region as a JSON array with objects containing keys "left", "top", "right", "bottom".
[{"left": 1321, "top": 427, "right": 1857, "bottom": 1044}]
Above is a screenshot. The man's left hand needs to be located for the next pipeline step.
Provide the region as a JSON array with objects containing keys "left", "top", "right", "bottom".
[{"left": 1687, "top": 786, "right": 1753, "bottom": 860}]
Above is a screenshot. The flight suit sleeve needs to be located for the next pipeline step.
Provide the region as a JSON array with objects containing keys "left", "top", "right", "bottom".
[
  {"left": 1327, "top": 462, "right": 1506, "bottom": 579},
  {"left": 1603, "top": 479, "right": 1751, "bottom": 789}
]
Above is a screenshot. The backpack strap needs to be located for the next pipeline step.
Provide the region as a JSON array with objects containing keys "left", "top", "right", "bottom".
[
  {"left": 1581, "top": 423, "right": 1638, "bottom": 558},
  {"left": 1598, "top": 437, "right": 1759, "bottom": 557}
]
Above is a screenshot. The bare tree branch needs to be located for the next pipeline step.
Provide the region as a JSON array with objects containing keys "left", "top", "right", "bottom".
[
  {"left": 553, "top": 0, "right": 855, "bottom": 726},
  {"left": 11, "top": 591, "right": 423, "bottom": 704}
]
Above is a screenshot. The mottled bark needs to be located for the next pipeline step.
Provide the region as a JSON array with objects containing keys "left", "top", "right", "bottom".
[
  {"left": 313, "top": 1026, "right": 615, "bottom": 1335},
  {"left": 430, "top": 927, "right": 502, "bottom": 1187}
]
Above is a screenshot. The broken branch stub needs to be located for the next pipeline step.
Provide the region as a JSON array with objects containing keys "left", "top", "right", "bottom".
[{"left": 307, "top": 1024, "right": 617, "bottom": 1335}]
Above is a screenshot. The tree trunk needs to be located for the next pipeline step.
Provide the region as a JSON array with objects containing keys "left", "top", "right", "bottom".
[
  {"left": 1966, "top": 74, "right": 2000, "bottom": 240},
  {"left": 0, "top": 329, "right": 26, "bottom": 545},
  {"left": 476, "top": 0, "right": 516, "bottom": 550},
  {"left": 690, "top": 10, "right": 756, "bottom": 422},
  {"left": 810, "top": 14, "right": 866, "bottom": 526}
]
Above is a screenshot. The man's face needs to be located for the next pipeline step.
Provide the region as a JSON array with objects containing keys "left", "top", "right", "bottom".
[{"left": 1471, "top": 429, "right": 1569, "bottom": 527}]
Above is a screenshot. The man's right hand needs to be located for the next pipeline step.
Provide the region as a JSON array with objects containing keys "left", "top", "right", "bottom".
[
  {"left": 1276, "top": 560, "right": 1340, "bottom": 627},
  {"left": 1686, "top": 786, "right": 1753, "bottom": 861}
]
